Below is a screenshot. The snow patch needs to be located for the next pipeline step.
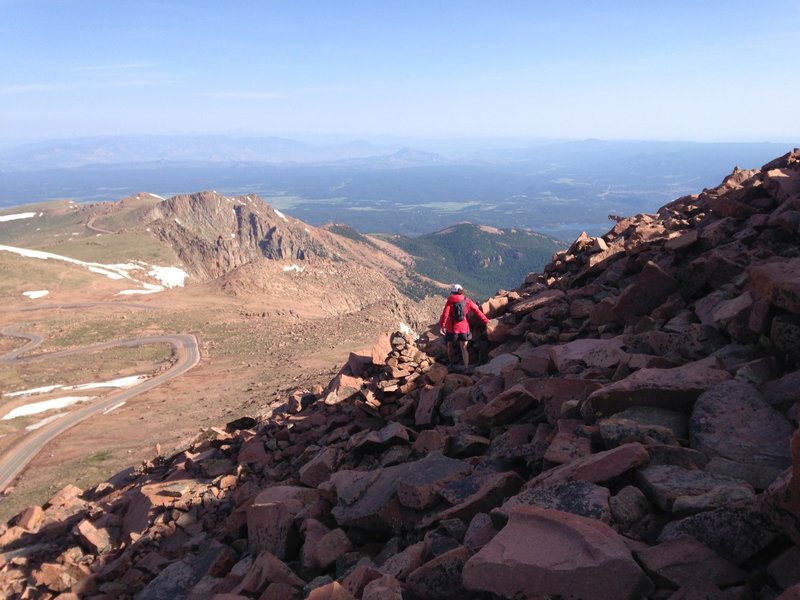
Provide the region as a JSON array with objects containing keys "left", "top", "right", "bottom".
[
  {"left": 70, "top": 375, "right": 148, "bottom": 391},
  {"left": 283, "top": 264, "right": 304, "bottom": 273},
  {"left": 5, "top": 384, "right": 64, "bottom": 398},
  {"left": 0, "top": 212, "right": 37, "bottom": 222},
  {"left": 274, "top": 209, "right": 289, "bottom": 222},
  {"left": 102, "top": 401, "right": 126, "bottom": 414},
  {"left": 148, "top": 266, "right": 188, "bottom": 288},
  {"left": 23, "top": 290, "right": 49, "bottom": 299},
  {"left": 2, "top": 396, "right": 96, "bottom": 420},
  {"left": 149, "top": 193, "right": 165, "bottom": 200},
  {"left": 399, "top": 322, "right": 416, "bottom": 337},
  {"left": 26, "top": 413, "right": 66, "bottom": 431}
]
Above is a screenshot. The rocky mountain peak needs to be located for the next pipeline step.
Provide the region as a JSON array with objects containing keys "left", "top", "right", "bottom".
[{"left": 3, "top": 149, "right": 800, "bottom": 599}]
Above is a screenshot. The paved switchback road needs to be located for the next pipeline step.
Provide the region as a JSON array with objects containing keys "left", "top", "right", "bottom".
[{"left": 0, "top": 327, "right": 200, "bottom": 492}]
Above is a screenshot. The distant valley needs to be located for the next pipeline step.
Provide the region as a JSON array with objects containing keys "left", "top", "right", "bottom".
[{"left": 0, "top": 137, "right": 794, "bottom": 241}]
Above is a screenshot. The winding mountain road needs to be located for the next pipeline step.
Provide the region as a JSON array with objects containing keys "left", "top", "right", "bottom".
[{"left": 0, "top": 325, "right": 200, "bottom": 492}]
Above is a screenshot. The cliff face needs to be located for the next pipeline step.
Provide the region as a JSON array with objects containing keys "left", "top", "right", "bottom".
[
  {"left": 3, "top": 150, "right": 800, "bottom": 599},
  {"left": 144, "top": 192, "right": 329, "bottom": 280}
]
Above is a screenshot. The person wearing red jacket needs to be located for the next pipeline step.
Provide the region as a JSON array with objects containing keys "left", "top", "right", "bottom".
[{"left": 439, "top": 284, "right": 490, "bottom": 372}]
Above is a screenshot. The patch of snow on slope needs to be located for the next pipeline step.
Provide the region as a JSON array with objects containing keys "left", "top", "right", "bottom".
[
  {"left": 2, "top": 396, "right": 96, "bottom": 420},
  {"left": 399, "top": 322, "right": 416, "bottom": 337},
  {"left": 70, "top": 375, "right": 148, "bottom": 391},
  {"left": 148, "top": 266, "right": 188, "bottom": 287},
  {"left": 23, "top": 290, "right": 49, "bottom": 299},
  {"left": 5, "top": 384, "right": 64, "bottom": 398},
  {"left": 283, "top": 264, "right": 304, "bottom": 273},
  {"left": 26, "top": 414, "right": 66, "bottom": 431},
  {"left": 274, "top": 209, "right": 289, "bottom": 222},
  {"left": 0, "top": 212, "right": 38, "bottom": 222}
]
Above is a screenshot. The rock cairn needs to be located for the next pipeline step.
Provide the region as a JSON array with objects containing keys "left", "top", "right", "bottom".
[{"left": 2, "top": 149, "right": 800, "bottom": 599}]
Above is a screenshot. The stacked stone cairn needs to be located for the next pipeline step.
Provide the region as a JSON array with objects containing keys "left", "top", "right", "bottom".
[{"left": 2, "top": 150, "right": 800, "bottom": 599}]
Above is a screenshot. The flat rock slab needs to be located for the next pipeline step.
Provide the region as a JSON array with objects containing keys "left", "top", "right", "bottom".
[
  {"left": 749, "top": 258, "right": 800, "bottom": 315},
  {"left": 599, "top": 405, "right": 688, "bottom": 448},
  {"left": 548, "top": 337, "right": 627, "bottom": 373},
  {"left": 463, "top": 506, "right": 653, "bottom": 600},
  {"left": 690, "top": 380, "right": 793, "bottom": 472},
  {"left": 496, "top": 480, "right": 611, "bottom": 524},
  {"left": 634, "top": 535, "right": 745, "bottom": 590},
  {"left": 635, "top": 464, "right": 754, "bottom": 513},
  {"left": 469, "top": 383, "right": 537, "bottom": 427},
  {"left": 586, "top": 361, "right": 731, "bottom": 418},
  {"left": 531, "top": 442, "right": 651, "bottom": 488},
  {"left": 658, "top": 504, "right": 780, "bottom": 564}
]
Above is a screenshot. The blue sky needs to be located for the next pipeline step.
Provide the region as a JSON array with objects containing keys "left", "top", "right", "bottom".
[{"left": 1, "top": 1, "right": 799, "bottom": 143}]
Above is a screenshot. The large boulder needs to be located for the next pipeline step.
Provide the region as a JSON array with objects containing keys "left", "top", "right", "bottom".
[
  {"left": 690, "top": 380, "right": 793, "bottom": 474},
  {"left": 749, "top": 258, "right": 800, "bottom": 315},
  {"left": 463, "top": 507, "right": 653, "bottom": 599}
]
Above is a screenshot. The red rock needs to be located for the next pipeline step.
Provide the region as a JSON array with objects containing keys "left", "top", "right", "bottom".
[
  {"left": 497, "top": 480, "right": 611, "bottom": 524},
  {"left": 610, "top": 485, "right": 652, "bottom": 529},
  {"left": 690, "top": 380, "right": 793, "bottom": 472},
  {"left": 548, "top": 337, "right": 627, "bottom": 372},
  {"left": 665, "top": 229, "right": 699, "bottom": 251},
  {"left": 543, "top": 419, "right": 592, "bottom": 466},
  {"left": 370, "top": 331, "right": 393, "bottom": 365},
  {"left": 659, "top": 503, "right": 780, "bottom": 564},
  {"left": 463, "top": 512, "right": 498, "bottom": 552},
  {"left": 635, "top": 535, "right": 746, "bottom": 590},
  {"left": 233, "top": 551, "right": 303, "bottom": 595},
  {"left": 469, "top": 383, "right": 538, "bottom": 428},
  {"left": 247, "top": 486, "right": 319, "bottom": 558},
  {"left": 313, "top": 528, "right": 352, "bottom": 570},
  {"left": 306, "top": 581, "right": 357, "bottom": 600},
  {"left": 380, "top": 540, "right": 427, "bottom": 580},
  {"left": 508, "top": 289, "right": 566, "bottom": 315},
  {"left": 340, "top": 564, "right": 383, "bottom": 598},
  {"left": 351, "top": 422, "right": 411, "bottom": 453},
  {"left": 614, "top": 261, "right": 678, "bottom": 324},
  {"left": 427, "top": 471, "right": 524, "bottom": 526},
  {"left": 362, "top": 574, "right": 403, "bottom": 600},
  {"left": 778, "top": 583, "right": 800, "bottom": 600},
  {"left": 75, "top": 519, "right": 112, "bottom": 554},
  {"left": 762, "top": 428, "right": 800, "bottom": 544},
  {"left": 415, "top": 385, "right": 441, "bottom": 427},
  {"left": 585, "top": 360, "right": 731, "bottom": 418},
  {"left": 531, "top": 442, "right": 651, "bottom": 487},
  {"left": 463, "top": 506, "right": 653, "bottom": 599},
  {"left": 405, "top": 545, "right": 470, "bottom": 600},
  {"left": 261, "top": 582, "right": 301, "bottom": 600},
  {"left": 300, "top": 518, "right": 330, "bottom": 572},
  {"left": 523, "top": 377, "right": 601, "bottom": 426},
  {"left": 749, "top": 258, "right": 800, "bottom": 315},
  {"left": 412, "top": 429, "right": 448, "bottom": 455},
  {"left": 324, "top": 372, "right": 365, "bottom": 405},
  {"left": 16, "top": 506, "right": 43, "bottom": 531},
  {"left": 474, "top": 352, "right": 519, "bottom": 376},
  {"left": 767, "top": 545, "right": 800, "bottom": 590},
  {"left": 636, "top": 464, "right": 754, "bottom": 514},
  {"left": 299, "top": 447, "right": 341, "bottom": 488},
  {"left": 599, "top": 406, "right": 687, "bottom": 448},
  {"left": 237, "top": 438, "right": 269, "bottom": 466},
  {"left": 482, "top": 295, "right": 510, "bottom": 318},
  {"left": 395, "top": 452, "right": 473, "bottom": 510}
]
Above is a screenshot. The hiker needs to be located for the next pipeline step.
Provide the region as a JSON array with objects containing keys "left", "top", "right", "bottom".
[{"left": 439, "top": 284, "right": 490, "bottom": 371}]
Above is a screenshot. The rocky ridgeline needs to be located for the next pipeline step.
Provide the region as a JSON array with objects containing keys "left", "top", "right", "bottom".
[{"left": 2, "top": 150, "right": 800, "bottom": 599}]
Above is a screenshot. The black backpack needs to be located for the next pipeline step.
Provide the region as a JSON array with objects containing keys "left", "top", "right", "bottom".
[{"left": 453, "top": 298, "right": 467, "bottom": 322}]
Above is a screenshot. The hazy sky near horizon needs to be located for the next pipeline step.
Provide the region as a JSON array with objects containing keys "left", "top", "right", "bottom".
[{"left": 2, "top": 1, "right": 799, "bottom": 143}]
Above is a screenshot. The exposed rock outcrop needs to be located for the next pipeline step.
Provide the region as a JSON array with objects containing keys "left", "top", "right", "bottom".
[{"left": 2, "top": 149, "right": 800, "bottom": 599}]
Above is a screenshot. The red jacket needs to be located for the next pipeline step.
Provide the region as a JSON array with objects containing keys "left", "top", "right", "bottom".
[{"left": 439, "top": 293, "right": 489, "bottom": 334}]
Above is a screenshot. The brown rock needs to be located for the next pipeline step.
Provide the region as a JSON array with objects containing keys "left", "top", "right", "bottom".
[
  {"left": 750, "top": 258, "right": 800, "bottom": 315},
  {"left": 508, "top": 289, "right": 566, "bottom": 315},
  {"left": 548, "top": 337, "right": 627, "bottom": 373},
  {"left": 634, "top": 535, "right": 745, "bottom": 590},
  {"left": 497, "top": 480, "right": 612, "bottom": 524},
  {"left": 405, "top": 545, "right": 470, "bottom": 600},
  {"left": 261, "top": 583, "right": 302, "bottom": 600},
  {"left": 380, "top": 540, "right": 427, "bottom": 580},
  {"left": 75, "top": 518, "right": 112, "bottom": 554},
  {"left": 415, "top": 385, "right": 442, "bottom": 428},
  {"left": 659, "top": 503, "right": 780, "bottom": 564},
  {"left": 16, "top": 505, "right": 44, "bottom": 531},
  {"left": 395, "top": 452, "right": 473, "bottom": 510},
  {"left": 469, "top": 383, "right": 538, "bottom": 428},
  {"left": 531, "top": 442, "right": 651, "bottom": 487},
  {"left": 361, "top": 574, "right": 403, "bottom": 600},
  {"left": 463, "top": 507, "right": 653, "bottom": 599},
  {"left": 599, "top": 406, "right": 688, "bottom": 448},
  {"left": 234, "top": 551, "right": 304, "bottom": 595},
  {"left": 690, "top": 380, "right": 793, "bottom": 473},
  {"left": 370, "top": 331, "right": 393, "bottom": 365},
  {"left": 340, "top": 564, "right": 383, "bottom": 598},
  {"left": 306, "top": 581, "right": 357, "bottom": 600},
  {"left": 299, "top": 447, "right": 341, "bottom": 488},
  {"left": 247, "top": 486, "right": 319, "bottom": 558},
  {"left": 614, "top": 261, "right": 678, "bottom": 324},
  {"left": 585, "top": 360, "right": 731, "bottom": 418},
  {"left": 543, "top": 419, "right": 593, "bottom": 466}
]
